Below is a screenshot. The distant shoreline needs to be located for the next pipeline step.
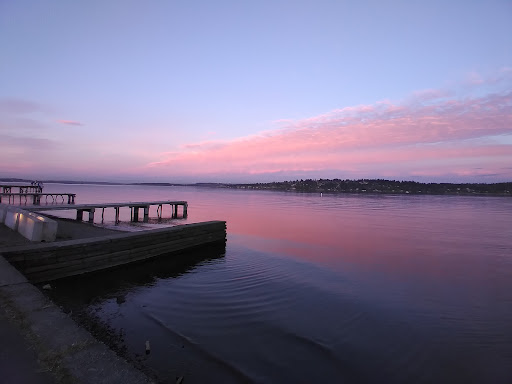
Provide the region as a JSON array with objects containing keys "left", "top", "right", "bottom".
[{"left": 1, "top": 178, "right": 510, "bottom": 196}]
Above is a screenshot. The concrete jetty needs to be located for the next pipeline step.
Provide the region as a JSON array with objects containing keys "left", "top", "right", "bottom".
[
  {"left": 1, "top": 202, "right": 225, "bottom": 282},
  {"left": 1, "top": 220, "right": 226, "bottom": 283}
]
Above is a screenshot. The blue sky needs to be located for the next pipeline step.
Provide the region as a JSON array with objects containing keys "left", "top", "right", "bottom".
[{"left": 1, "top": 1, "right": 511, "bottom": 182}]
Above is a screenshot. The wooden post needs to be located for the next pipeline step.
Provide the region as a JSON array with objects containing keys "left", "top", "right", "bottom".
[
  {"left": 133, "top": 207, "right": 139, "bottom": 222},
  {"left": 76, "top": 210, "right": 84, "bottom": 221},
  {"left": 115, "top": 207, "right": 120, "bottom": 223},
  {"left": 183, "top": 203, "right": 188, "bottom": 218},
  {"left": 143, "top": 206, "right": 149, "bottom": 222},
  {"left": 88, "top": 208, "right": 95, "bottom": 223},
  {"left": 101, "top": 208, "right": 105, "bottom": 223}
]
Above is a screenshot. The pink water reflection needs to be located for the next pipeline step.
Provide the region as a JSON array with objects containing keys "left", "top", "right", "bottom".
[
  {"left": 210, "top": 192, "right": 511, "bottom": 287},
  {"left": 41, "top": 184, "right": 512, "bottom": 285}
]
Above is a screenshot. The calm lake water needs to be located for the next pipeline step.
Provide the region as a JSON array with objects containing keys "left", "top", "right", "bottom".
[{"left": 40, "top": 183, "right": 512, "bottom": 383}]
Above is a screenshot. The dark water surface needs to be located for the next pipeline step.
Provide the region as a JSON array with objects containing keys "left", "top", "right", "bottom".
[{"left": 42, "top": 184, "right": 512, "bottom": 383}]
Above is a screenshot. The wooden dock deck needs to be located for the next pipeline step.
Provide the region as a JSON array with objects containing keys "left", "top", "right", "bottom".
[
  {"left": 0, "top": 184, "right": 43, "bottom": 194},
  {"left": 24, "top": 200, "right": 188, "bottom": 223},
  {"left": 0, "top": 193, "right": 76, "bottom": 205}
]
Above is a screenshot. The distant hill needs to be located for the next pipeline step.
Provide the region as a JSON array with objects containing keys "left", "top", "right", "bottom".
[{"left": 217, "top": 179, "right": 512, "bottom": 196}]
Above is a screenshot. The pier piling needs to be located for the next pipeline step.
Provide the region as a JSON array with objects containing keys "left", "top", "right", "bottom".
[{"left": 25, "top": 200, "right": 188, "bottom": 224}]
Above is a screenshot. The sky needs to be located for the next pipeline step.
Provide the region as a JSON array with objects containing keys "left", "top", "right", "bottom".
[{"left": 1, "top": 0, "right": 511, "bottom": 183}]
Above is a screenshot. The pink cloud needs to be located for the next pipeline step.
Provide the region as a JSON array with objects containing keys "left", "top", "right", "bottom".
[
  {"left": 58, "top": 119, "right": 83, "bottom": 126},
  {"left": 146, "top": 79, "right": 512, "bottom": 181}
]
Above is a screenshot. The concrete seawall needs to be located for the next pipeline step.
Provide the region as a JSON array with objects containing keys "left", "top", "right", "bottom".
[
  {"left": 2, "top": 221, "right": 227, "bottom": 283},
  {"left": 0, "top": 255, "right": 154, "bottom": 383}
]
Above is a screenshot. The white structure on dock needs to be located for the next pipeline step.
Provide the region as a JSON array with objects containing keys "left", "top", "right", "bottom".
[{"left": 0, "top": 204, "right": 58, "bottom": 242}]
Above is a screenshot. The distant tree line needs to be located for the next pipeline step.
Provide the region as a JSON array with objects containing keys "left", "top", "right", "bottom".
[
  {"left": 2, "top": 177, "right": 510, "bottom": 196},
  {"left": 220, "top": 179, "right": 512, "bottom": 196}
]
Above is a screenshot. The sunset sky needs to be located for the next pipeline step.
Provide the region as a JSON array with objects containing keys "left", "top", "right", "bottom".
[{"left": 1, "top": 1, "right": 511, "bottom": 183}]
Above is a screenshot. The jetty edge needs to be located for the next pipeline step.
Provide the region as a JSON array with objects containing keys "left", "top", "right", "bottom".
[
  {"left": 1, "top": 220, "right": 227, "bottom": 283},
  {"left": 0, "top": 200, "right": 226, "bottom": 283}
]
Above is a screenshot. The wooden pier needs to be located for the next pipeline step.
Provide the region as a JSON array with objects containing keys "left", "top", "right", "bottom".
[
  {"left": 1, "top": 184, "right": 43, "bottom": 194},
  {"left": 24, "top": 200, "right": 188, "bottom": 223},
  {"left": 0, "top": 193, "right": 76, "bottom": 205}
]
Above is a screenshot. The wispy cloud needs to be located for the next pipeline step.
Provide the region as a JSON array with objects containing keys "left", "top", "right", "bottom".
[
  {"left": 0, "top": 134, "right": 58, "bottom": 151},
  {"left": 58, "top": 119, "right": 83, "bottom": 126},
  {"left": 0, "top": 98, "right": 62, "bottom": 160},
  {"left": 0, "top": 99, "right": 50, "bottom": 115},
  {"left": 147, "top": 73, "right": 512, "bottom": 181},
  {"left": 0, "top": 98, "right": 51, "bottom": 133},
  {"left": 0, "top": 117, "right": 47, "bottom": 131}
]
